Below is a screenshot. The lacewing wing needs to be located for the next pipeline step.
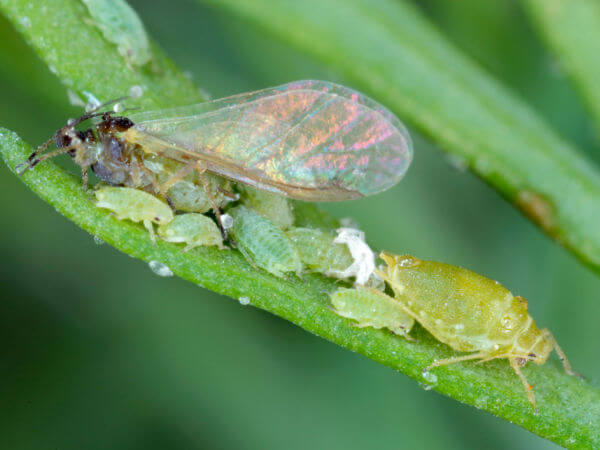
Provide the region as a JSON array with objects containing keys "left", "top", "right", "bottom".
[{"left": 124, "top": 80, "right": 413, "bottom": 201}]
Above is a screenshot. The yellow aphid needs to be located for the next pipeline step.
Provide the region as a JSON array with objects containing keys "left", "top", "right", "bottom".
[
  {"left": 376, "top": 251, "right": 577, "bottom": 411},
  {"left": 158, "top": 213, "right": 225, "bottom": 251},
  {"left": 95, "top": 186, "right": 173, "bottom": 242},
  {"left": 330, "top": 286, "right": 414, "bottom": 339}
]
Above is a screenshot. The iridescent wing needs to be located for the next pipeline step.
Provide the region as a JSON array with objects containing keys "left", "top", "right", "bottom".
[{"left": 126, "top": 80, "right": 412, "bottom": 201}]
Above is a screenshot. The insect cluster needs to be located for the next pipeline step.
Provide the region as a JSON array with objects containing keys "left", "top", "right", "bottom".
[
  {"left": 331, "top": 253, "right": 578, "bottom": 411},
  {"left": 18, "top": 80, "right": 576, "bottom": 412}
]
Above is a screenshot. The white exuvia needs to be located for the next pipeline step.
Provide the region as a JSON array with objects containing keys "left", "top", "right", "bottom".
[{"left": 328, "top": 227, "right": 375, "bottom": 285}]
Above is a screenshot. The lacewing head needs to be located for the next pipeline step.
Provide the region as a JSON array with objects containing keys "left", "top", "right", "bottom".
[{"left": 127, "top": 80, "right": 413, "bottom": 201}]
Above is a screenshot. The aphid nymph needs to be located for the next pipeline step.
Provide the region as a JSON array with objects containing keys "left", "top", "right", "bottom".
[
  {"left": 376, "top": 252, "right": 578, "bottom": 411},
  {"left": 95, "top": 186, "right": 173, "bottom": 242},
  {"left": 330, "top": 286, "right": 414, "bottom": 338}
]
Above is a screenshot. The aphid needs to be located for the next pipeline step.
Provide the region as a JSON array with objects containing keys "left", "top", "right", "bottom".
[
  {"left": 239, "top": 186, "right": 294, "bottom": 229},
  {"left": 82, "top": 0, "right": 151, "bottom": 67},
  {"left": 330, "top": 286, "right": 414, "bottom": 338},
  {"left": 228, "top": 206, "right": 302, "bottom": 277},
  {"left": 286, "top": 227, "right": 355, "bottom": 275},
  {"left": 376, "top": 252, "right": 577, "bottom": 411},
  {"left": 143, "top": 155, "right": 234, "bottom": 213},
  {"left": 157, "top": 213, "right": 225, "bottom": 251},
  {"left": 95, "top": 186, "right": 173, "bottom": 242}
]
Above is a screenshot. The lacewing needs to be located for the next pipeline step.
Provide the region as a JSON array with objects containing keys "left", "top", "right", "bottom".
[{"left": 20, "top": 80, "right": 413, "bottom": 202}]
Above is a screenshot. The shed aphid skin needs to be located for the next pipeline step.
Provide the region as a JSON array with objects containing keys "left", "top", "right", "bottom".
[
  {"left": 239, "top": 186, "right": 294, "bottom": 229},
  {"left": 376, "top": 252, "right": 577, "bottom": 411},
  {"left": 158, "top": 213, "right": 225, "bottom": 251},
  {"left": 228, "top": 206, "right": 303, "bottom": 277},
  {"left": 330, "top": 286, "right": 414, "bottom": 339},
  {"left": 82, "top": 0, "right": 151, "bottom": 67},
  {"left": 95, "top": 186, "right": 173, "bottom": 242},
  {"left": 330, "top": 228, "right": 376, "bottom": 285}
]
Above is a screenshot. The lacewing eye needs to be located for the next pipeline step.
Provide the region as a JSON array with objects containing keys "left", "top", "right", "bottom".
[{"left": 126, "top": 80, "right": 413, "bottom": 201}]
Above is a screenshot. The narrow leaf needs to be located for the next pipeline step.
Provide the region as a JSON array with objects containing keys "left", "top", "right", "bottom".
[
  {"left": 197, "top": 0, "right": 600, "bottom": 273},
  {"left": 523, "top": 0, "right": 600, "bottom": 133}
]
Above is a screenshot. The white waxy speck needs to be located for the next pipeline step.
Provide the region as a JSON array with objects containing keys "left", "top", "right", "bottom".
[
  {"left": 113, "top": 102, "right": 124, "bottom": 113},
  {"left": 422, "top": 370, "right": 438, "bottom": 385},
  {"left": 19, "top": 16, "right": 31, "bottom": 28},
  {"left": 330, "top": 227, "right": 375, "bottom": 285},
  {"left": 67, "top": 118, "right": 76, "bottom": 126},
  {"left": 398, "top": 256, "right": 417, "bottom": 267},
  {"left": 148, "top": 260, "right": 173, "bottom": 277},
  {"left": 220, "top": 213, "right": 234, "bottom": 230},
  {"left": 67, "top": 89, "right": 85, "bottom": 107},
  {"left": 340, "top": 217, "right": 359, "bottom": 229},
  {"left": 93, "top": 235, "right": 104, "bottom": 245},
  {"left": 48, "top": 64, "right": 58, "bottom": 75},
  {"left": 454, "top": 323, "right": 465, "bottom": 331},
  {"left": 445, "top": 154, "right": 468, "bottom": 172},
  {"left": 238, "top": 296, "right": 251, "bottom": 305},
  {"left": 83, "top": 91, "right": 101, "bottom": 112},
  {"left": 199, "top": 88, "right": 212, "bottom": 100},
  {"left": 129, "top": 85, "right": 144, "bottom": 98}
]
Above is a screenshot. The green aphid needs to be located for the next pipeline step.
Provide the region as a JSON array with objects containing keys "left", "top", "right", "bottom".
[
  {"left": 95, "top": 186, "right": 173, "bottom": 242},
  {"left": 240, "top": 186, "right": 294, "bottom": 229},
  {"left": 82, "top": 0, "right": 151, "bottom": 67},
  {"left": 330, "top": 286, "right": 414, "bottom": 339},
  {"left": 158, "top": 213, "right": 225, "bottom": 251},
  {"left": 144, "top": 156, "right": 233, "bottom": 213},
  {"left": 286, "top": 227, "right": 354, "bottom": 275},
  {"left": 228, "top": 206, "right": 302, "bottom": 277}
]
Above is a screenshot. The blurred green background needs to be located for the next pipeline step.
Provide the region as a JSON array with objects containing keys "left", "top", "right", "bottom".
[{"left": 1, "top": 1, "right": 598, "bottom": 448}]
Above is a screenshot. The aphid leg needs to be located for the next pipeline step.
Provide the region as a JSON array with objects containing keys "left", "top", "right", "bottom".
[
  {"left": 142, "top": 219, "right": 157, "bottom": 244},
  {"left": 510, "top": 357, "right": 537, "bottom": 412},
  {"left": 217, "top": 186, "right": 238, "bottom": 200},
  {"left": 135, "top": 160, "right": 175, "bottom": 210},
  {"left": 81, "top": 166, "right": 90, "bottom": 191},
  {"left": 195, "top": 164, "right": 226, "bottom": 239},
  {"left": 161, "top": 161, "right": 197, "bottom": 191},
  {"left": 182, "top": 243, "right": 197, "bottom": 253},
  {"left": 540, "top": 329, "right": 580, "bottom": 377},
  {"left": 424, "top": 352, "right": 488, "bottom": 373}
]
